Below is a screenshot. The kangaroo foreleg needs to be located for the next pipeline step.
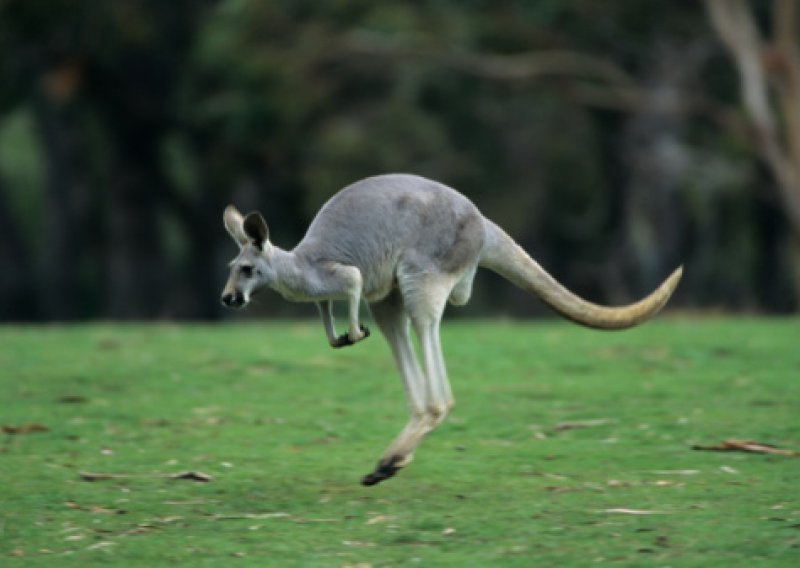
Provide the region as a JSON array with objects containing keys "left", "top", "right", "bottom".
[
  {"left": 344, "top": 267, "right": 369, "bottom": 344},
  {"left": 318, "top": 300, "right": 369, "bottom": 348},
  {"left": 316, "top": 264, "right": 370, "bottom": 347}
]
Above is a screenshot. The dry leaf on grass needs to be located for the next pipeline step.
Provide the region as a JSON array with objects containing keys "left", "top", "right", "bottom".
[
  {"left": 86, "top": 541, "right": 115, "bottom": 551},
  {"left": 2, "top": 423, "right": 49, "bottom": 435},
  {"left": 342, "top": 540, "right": 376, "bottom": 548},
  {"left": 169, "top": 471, "right": 213, "bottom": 482},
  {"left": 365, "top": 515, "right": 395, "bottom": 525},
  {"left": 58, "top": 395, "right": 88, "bottom": 404},
  {"left": 692, "top": 439, "right": 800, "bottom": 457}
]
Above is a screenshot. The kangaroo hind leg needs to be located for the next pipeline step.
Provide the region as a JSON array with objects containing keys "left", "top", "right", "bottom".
[
  {"left": 362, "top": 273, "right": 457, "bottom": 486},
  {"left": 399, "top": 273, "right": 456, "bottom": 425},
  {"left": 448, "top": 264, "right": 477, "bottom": 306},
  {"left": 411, "top": 294, "right": 454, "bottom": 428},
  {"left": 361, "top": 290, "right": 429, "bottom": 486}
]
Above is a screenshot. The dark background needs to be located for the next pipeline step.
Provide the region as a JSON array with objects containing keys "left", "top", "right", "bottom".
[{"left": 0, "top": 0, "right": 797, "bottom": 321}]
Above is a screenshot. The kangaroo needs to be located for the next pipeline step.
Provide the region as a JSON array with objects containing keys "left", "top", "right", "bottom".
[{"left": 221, "top": 174, "right": 682, "bottom": 486}]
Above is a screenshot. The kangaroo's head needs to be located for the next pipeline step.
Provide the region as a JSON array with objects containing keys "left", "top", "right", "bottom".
[{"left": 221, "top": 205, "right": 273, "bottom": 309}]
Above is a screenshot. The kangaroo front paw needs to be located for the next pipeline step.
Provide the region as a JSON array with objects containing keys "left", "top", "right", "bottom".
[{"left": 333, "top": 325, "right": 370, "bottom": 348}]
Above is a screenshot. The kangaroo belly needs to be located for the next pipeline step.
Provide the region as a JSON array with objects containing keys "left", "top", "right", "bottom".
[{"left": 363, "top": 277, "right": 396, "bottom": 303}]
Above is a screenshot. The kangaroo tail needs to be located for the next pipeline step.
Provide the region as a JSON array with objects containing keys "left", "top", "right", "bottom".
[{"left": 479, "top": 221, "right": 682, "bottom": 330}]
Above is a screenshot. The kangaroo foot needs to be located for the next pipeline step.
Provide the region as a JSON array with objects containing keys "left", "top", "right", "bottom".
[{"left": 361, "top": 454, "right": 404, "bottom": 486}]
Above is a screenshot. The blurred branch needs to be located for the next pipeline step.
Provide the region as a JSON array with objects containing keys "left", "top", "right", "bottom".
[
  {"left": 339, "top": 36, "right": 639, "bottom": 87},
  {"left": 705, "top": 0, "right": 800, "bottom": 227},
  {"left": 774, "top": 1, "right": 800, "bottom": 181},
  {"left": 326, "top": 34, "right": 744, "bottom": 129},
  {"left": 331, "top": 34, "right": 640, "bottom": 98},
  {"left": 706, "top": 0, "right": 800, "bottom": 297},
  {"left": 705, "top": 0, "right": 774, "bottom": 131}
]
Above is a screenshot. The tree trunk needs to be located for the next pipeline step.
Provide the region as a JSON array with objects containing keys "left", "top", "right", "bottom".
[
  {"left": 0, "top": 176, "right": 37, "bottom": 320},
  {"left": 32, "top": 90, "right": 85, "bottom": 320},
  {"left": 706, "top": 0, "right": 800, "bottom": 307},
  {"left": 106, "top": 153, "right": 166, "bottom": 319}
]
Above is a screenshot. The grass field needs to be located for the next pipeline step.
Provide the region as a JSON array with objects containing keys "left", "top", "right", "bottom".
[{"left": 1, "top": 318, "right": 799, "bottom": 566}]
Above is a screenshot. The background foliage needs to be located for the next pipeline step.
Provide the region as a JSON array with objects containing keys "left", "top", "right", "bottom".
[{"left": 0, "top": 0, "right": 796, "bottom": 320}]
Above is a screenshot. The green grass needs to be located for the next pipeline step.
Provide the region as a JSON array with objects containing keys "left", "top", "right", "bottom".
[{"left": 1, "top": 318, "right": 799, "bottom": 566}]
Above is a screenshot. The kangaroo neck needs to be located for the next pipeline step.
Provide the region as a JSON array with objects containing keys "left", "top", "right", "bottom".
[{"left": 268, "top": 246, "right": 313, "bottom": 302}]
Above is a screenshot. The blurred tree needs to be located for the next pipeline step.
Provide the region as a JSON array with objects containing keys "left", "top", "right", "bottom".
[
  {"left": 0, "top": 0, "right": 795, "bottom": 319},
  {"left": 0, "top": 0, "right": 220, "bottom": 319},
  {"left": 0, "top": 173, "right": 36, "bottom": 319},
  {"left": 705, "top": 0, "right": 800, "bottom": 304}
]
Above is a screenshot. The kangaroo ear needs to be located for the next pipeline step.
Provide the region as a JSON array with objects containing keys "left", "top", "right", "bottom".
[
  {"left": 223, "top": 205, "right": 248, "bottom": 246},
  {"left": 243, "top": 211, "right": 269, "bottom": 249}
]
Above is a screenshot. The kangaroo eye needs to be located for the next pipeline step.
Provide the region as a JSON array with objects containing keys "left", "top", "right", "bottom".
[{"left": 240, "top": 265, "right": 254, "bottom": 278}]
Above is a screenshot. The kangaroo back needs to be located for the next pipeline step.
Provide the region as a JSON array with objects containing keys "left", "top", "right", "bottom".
[{"left": 479, "top": 221, "right": 682, "bottom": 330}]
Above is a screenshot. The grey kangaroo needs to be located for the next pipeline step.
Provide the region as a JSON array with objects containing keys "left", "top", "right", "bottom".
[{"left": 221, "top": 174, "right": 682, "bottom": 486}]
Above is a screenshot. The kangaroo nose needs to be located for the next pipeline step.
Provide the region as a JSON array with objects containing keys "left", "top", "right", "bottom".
[{"left": 221, "top": 292, "right": 243, "bottom": 308}]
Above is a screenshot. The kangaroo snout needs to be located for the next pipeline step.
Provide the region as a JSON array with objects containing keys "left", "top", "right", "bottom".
[{"left": 221, "top": 291, "right": 245, "bottom": 308}]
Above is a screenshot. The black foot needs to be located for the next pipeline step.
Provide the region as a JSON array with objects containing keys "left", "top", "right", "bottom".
[
  {"left": 361, "top": 455, "right": 403, "bottom": 486},
  {"left": 332, "top": 325, "right": 370, "bottom": 349}
]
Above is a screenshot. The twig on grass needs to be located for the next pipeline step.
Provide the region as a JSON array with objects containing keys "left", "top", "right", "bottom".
[
  {"left": 79, "top": 471, "right": 132, "bottom": 481},
  {"left": 210, "top": 512, "right": 344, "bottom": 524},
  {"left": 553, "top": 418, "right": 615, "bottom": 433},
  {"left": 79, "top": 470, "right": 214, "bottom": 482},
  {"left": 211, "top": 512, "right": 291, "bottom": 521},
  {"left": 65, "top": 500, "right": 127, "bottom": 515},
  {"left": 692, "top": 439, "right": 800, "bottom": 457},
  {"left": 600, "top": 508, "right": 667, "bottom": 515}
]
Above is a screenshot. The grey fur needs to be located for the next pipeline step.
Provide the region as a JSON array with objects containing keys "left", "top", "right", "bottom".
[{"left": 221, "top": 174, "right": 682, "bottom": 485}]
